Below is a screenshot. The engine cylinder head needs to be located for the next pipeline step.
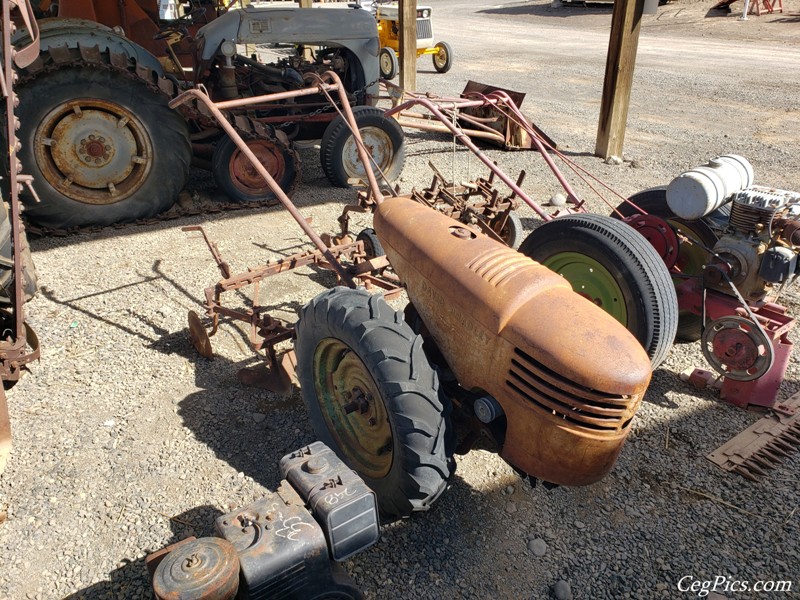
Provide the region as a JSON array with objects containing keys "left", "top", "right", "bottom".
[
  {"left": 666, "top": 154, "right": 754, "bottom": 220},
  {"left": 729, "top": 186, "right": 800, "bottom": 235}
]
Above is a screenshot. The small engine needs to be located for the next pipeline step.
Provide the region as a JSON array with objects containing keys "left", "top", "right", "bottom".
[
  {"left": 668, "top": 156, "right": 800, "bottom": 301},
  {"left": 147, "top": 443, "right": 379, "bottom": 600}
]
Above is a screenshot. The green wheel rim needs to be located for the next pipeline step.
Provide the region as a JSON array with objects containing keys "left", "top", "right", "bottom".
[
  {"left": 543, "top": 252, "right": 628, "bottom": 324},
  {"left": 312, "top": 338, "right": 392, "bottom": 479}
]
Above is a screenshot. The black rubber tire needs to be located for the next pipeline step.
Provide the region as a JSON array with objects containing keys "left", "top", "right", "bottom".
[
  {"left": 497, "top": 210, "right": 524, "bottom": 249},
  {"left": 379, "top": 47, "right": 399, "bottom": 80},
  {"left": 0, "top": 202, "right": 37, "bottom": 305},
  {"left": 211, "top": 135, "right": 299, "bottom": 203},
  {"left": 356, "top": 228, "right": 385, "bottom": 259},
  {"left": 17, "top": 63, "right": 190, "bottom": 229},
  {"left": 320, "top": 106, "right": 405, "bottom": 188},
  {"left": 295, "top": 287, "right": 455, "bottom": 518},
  {"left": 613, "top": 187, "right": 721, "bottom": 342},
  {"left": 432, "top": 41, "right": 453, "bottom": 74},
  {"left": 519, "top": 213, "right": 678, "bottom": 368}
]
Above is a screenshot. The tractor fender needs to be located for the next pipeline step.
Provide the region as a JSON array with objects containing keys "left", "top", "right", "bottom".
[{"left": 12, "top": 17, "right": 164, "bottom": 76}]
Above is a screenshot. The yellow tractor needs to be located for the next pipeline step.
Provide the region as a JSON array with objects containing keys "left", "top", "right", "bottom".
[{"left": 373, "top": 1, "right": 453, "bottom": 79}]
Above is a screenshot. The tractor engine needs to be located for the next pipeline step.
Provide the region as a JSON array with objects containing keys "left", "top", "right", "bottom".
[
  {"left": 667, "top": 156, "right": 800, "bottom": 302},
  {"left": 710, "top": 187, "right": 800, "bottom": 301}
]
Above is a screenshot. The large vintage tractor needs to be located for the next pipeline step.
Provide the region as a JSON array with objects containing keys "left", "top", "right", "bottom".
[
  {"left": 176, "top": 73, "right": 660, "bottom": 519},
  {"left": 12, "top": 0, "right": 402, "bottom": 229}
]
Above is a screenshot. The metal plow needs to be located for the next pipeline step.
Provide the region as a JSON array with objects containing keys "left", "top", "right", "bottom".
[{"left": 707, "top": 392, "right": 800, "bottom": 481}]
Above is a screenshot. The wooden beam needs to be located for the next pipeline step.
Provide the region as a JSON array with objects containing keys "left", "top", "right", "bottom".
[
  {"left": 595, "top": 0, "right": 644, "bottom": 160},
  {"left": 399, "top": 0, "right": 417, "bottom": 92}
]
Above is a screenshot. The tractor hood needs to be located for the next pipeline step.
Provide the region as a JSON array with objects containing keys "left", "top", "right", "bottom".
[{"left": 197, "top": 6, "right": 380, "bottom": 61}]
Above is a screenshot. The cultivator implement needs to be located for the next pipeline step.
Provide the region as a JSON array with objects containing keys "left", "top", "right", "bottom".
[
  {"left": 173, "top": 73, "right": 401, "bottom": 391},
  {"left": 0, "top": 0, "right": 41, "bottom": 475}
]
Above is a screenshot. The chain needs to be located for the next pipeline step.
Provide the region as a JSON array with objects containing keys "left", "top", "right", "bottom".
[{"left": 275, "top": 78, "right": 380, "bottom": 129}]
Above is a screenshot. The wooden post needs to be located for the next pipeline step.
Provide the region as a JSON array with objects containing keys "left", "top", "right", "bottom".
[
  {"left": 399, "top": 0, "right": 417, "bottom": 92},
  {"left": 298, "top": 0, "right": 312, "bottom": 7},
  {"left": 595, "top": 0, "right": 644, "bottom": 160}
]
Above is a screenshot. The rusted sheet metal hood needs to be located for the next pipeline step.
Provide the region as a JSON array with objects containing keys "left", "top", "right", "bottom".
[{"left": 374, "top": 197, "right": 652, "bottom": 485}]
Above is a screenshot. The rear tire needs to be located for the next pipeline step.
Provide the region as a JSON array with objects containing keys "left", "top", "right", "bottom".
[
  {"left": 320, "top": 107, "right": 405, "bottom": 188},
  {"left": 17, "top": 63, "right": 190, "bottom": 229},
  {"left": 519, "top": 213, "right": 678, "bottom": 368},
  {"left": 295, "top": 287, "right": 454, "bottom": 518}
]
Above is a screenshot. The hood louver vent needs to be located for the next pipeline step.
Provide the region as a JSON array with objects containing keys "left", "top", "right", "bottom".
[{"left": 506, "top": 348, "right": 639, "bottom": 434}]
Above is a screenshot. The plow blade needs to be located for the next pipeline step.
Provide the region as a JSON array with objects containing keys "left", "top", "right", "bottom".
[
  {"left": 707, "top": 391, "right": 800, "bottom": 480},
  {"left": 459, "top": 81, "right": 556, "bottom": 151}
]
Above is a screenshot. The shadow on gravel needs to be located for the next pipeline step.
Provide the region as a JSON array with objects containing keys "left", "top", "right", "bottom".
[
  {"left": 63, "top": 505, "right": 224, "bottom": 600},
  {"left": 27, "top": 165, "right": 361, "bottom": 251},
  {"left": 478, "top": 2, "right": 610, "bottom": 18}
]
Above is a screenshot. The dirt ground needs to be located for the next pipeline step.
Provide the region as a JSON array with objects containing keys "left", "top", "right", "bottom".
[{"left": 1, "top": 0, "right": 800, "bottom": 598}]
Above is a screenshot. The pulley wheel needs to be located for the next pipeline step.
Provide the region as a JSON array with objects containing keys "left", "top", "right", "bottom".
[
  {"left": 701, "top": 316, "right": 773, "bottom": 381},
  {"left": 153, "top": 537, "right": 239, "bottom": 600},
  {"left": 188, "top": 310, "right": 213, "bottom": 358}
]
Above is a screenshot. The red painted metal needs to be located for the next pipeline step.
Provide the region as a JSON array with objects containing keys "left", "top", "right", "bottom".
[{"left": 678, "top": 279, "right": 794, "bottom": 409}]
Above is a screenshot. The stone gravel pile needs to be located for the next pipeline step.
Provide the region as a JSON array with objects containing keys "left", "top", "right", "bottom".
[{"left": 2, "top": 0, "right": 799, "bottom": 598}]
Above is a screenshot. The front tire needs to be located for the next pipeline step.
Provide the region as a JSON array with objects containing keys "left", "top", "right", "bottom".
[
  {"left": 496, "top": 210, "right": 524, "bottom": 249},
  {"left": 320, "top": 107, "right": 405, "bottom": 188},
  {"left": 17, "top": 63, "right": 190, "bottom": 229},
  {"left": 379, "top": 47, "right": 399, "bottom": 80},
  {"left": 211, "top": 135, "right": 299, "bottom": 203},
  {"left": 519, "top": 214, "right": 678, "bottom": 368},
  {"left": 295, "top": 288, "right": 454, "bottom": 518},
  {"left": 432, "top": 42, "right": 453, "bottom": 74}
]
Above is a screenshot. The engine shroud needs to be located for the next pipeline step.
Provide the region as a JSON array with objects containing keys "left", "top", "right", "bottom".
[{"left": 373, "top": 197, "right": 652, "bottom": 486}]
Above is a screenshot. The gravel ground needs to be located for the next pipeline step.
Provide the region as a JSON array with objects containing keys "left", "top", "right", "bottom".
[{"left": 2, "top": 0, "right": 800, "bottom": 598}]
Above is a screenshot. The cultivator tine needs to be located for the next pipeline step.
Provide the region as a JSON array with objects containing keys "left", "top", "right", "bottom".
[
  {"left": 707, "top": 391, "right": 800, "bottom": 480},
  {"left": 741, "top": 460, "right": 768, "bottom": 477},
  {"left": 733, "top": 466, "right": 759, "bottom": 482}
]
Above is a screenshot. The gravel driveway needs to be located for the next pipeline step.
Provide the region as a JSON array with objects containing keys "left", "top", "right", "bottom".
[{"left": 1, "top": 0, "right": 799, "bottom": 598}]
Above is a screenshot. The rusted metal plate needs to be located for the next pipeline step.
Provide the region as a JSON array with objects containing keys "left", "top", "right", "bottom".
[{"left": 707, "top": 391, "right": 800, "bottom": 480}]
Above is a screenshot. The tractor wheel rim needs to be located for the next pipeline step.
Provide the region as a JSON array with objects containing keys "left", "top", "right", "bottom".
[
  {"left": 229, "top": 140, "right": 286, "bottom": 194},
  {"left": 543, "top": 252, "right": 628, "bottom": 324},
  {"left": 34, "top": 99, "right": 152, "bottom": 205},
  {"left": 342, "top": 126, "right": 393, "bottom": 180},
  {"left": 380, "top": 52, "right": 394, "bottom": 74},
  {"left": 312, "top": 338, "right": 392, "bottom": 479},
  {"left": 434, "top": 47, "right": 447, "bottom": 68}
]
